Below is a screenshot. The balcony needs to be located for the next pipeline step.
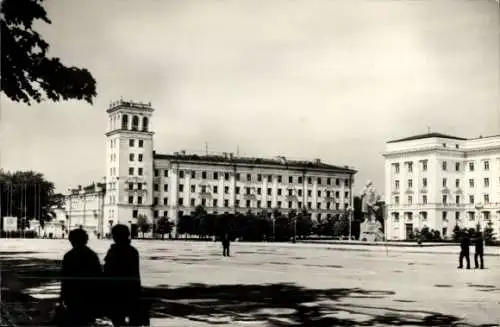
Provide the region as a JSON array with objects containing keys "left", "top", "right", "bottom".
[
  {"left": 404, "top": 189, "right": 414, "bottom": 194},
  {"left": 199, "top": 192, "right": 212, "bottom": 198}
]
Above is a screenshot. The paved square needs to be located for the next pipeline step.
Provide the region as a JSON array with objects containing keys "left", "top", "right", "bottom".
[{"left": 1, "top": 239, "right": 499, "bottom": 326}]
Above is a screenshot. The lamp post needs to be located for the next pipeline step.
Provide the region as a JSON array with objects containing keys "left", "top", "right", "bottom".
[{"left": 347, "top": 207, "right": 353, "bottom": 241}]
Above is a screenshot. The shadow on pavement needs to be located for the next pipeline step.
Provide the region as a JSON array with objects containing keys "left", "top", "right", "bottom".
[{"left": 1, "top": 255, "right": 498, "bottom": 327}]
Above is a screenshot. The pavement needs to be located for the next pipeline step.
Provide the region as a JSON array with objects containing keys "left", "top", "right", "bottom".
[{"left": 1, "top": 239, "right": 500, "bottom": 326}]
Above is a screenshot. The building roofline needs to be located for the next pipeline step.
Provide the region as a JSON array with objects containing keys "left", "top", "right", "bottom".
[
  {"left": 153, "top": 152, "right": 357, "bottom": 174},
  {"left": 386, "top": 132, "right": 467, "bottom": 144}
]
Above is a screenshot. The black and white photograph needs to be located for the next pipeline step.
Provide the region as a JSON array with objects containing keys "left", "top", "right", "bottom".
[{"left": 1, "top": 0, "right": 500, "bottom": 326}]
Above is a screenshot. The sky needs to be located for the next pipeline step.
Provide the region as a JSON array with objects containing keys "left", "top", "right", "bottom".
[{"left": 1, "top": 0, "right": 499, "bottom": 196}]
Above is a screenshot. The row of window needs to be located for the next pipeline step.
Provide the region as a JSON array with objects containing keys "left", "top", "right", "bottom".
[
  {"left": 120, "top": 114, "right": 149, "bottom": 132},
  {"left": 154, "top": 168, "right": 350, "bottom": 187},
  {"left": 392, "top": 211, "right": 490, "bottom": 222},
  {"left": 394, "top": 177, "right": 493, "bottom": 189},
  {"left": 394, "top": 194, "right": 491, "bottom": 205},
  {"left": 129, "top": 139, "right": 145, "bottom": 147},
  {"left": 393, "top": 160, "right": 490, "bottom": 174}
]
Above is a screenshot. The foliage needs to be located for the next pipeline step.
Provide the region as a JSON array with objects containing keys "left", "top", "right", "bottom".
[
  {"left": 411, "top": 227, "right": 442, "bottom": 242},
  {"left": 0, "top": 170, "right": 55, "bottom": 229},
  {"left": 295, "top": 210, "right": 313, "bottom": 239},
  {"left": 0, "top": 230, "right": 37, "bottom": 238},
  {"left": 1, "top": 0, "right": 97, "bottom": 105},
  {"left": 136, "top": 214, "right": 150, "bottom": 238},
  {"left": 484, "top": 221, "right": 496, "bottom": 245},
  {"left": 155, "top": 216, "right": 174, "bottom": 239},
  {"left": 452, "top": 225, "right": 461, "bottom": 242}
]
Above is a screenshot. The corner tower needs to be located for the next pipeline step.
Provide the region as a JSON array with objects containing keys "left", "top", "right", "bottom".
[{"left": 104, "top": 100, "right": 155, "bottom": 235}]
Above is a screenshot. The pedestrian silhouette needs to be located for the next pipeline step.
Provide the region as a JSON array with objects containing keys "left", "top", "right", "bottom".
[
  {"left": 458, "top": 231, "right": 471, "bottom": 269},
  {"left": 474, "top": 231, "right": 485, "bottom": 269},
  {"left": 59, "top": 228, "right": 103, "bottom": 326},
  {"left": 103, "top": 224, "right": 147, "bottom": 326},
  {"left": 222, "top": 233, "right": 230, "bottom": 257}
]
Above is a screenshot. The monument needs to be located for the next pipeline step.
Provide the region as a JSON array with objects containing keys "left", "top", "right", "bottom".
[{"left": 359, "top": 181, "right": 384, "bottom": 241}]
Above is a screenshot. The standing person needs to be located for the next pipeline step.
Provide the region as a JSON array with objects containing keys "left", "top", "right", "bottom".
[
  {"left": 103, "top": 224, "right": 146, "bottom": 326},
  {"left": 222, "top": 233, "right": 230, "bottom": 257},
  {"left": 474, "top": 231, "right": 485, "bottom": 269},
  {"left": 458, "top": 231, "right": 471, "bottom": 269},
  {"left": 59, "top": 228, "right": 103, "bottom": 326}
]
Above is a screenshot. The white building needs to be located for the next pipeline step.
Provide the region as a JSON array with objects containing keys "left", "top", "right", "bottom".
[
  {"left": 65, "top": 183, "right": 106, "bottom": 236},
  {"left": 383, "top": 132, "right": 500, "bottom": 240},
  {"left": 103, "top": 99, "right": 357, "bottom": 236}
]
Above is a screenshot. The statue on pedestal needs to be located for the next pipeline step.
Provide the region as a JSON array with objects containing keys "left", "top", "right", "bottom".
[{"left": 359, "top": 181, "right": 383, "bottom": 241}]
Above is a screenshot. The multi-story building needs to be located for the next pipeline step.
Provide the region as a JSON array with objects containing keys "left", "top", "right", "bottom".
[
  {"left": 103, "top": 99, "right": 357, "bottom": 236},
  {"left": 65, "top": 183, "right": 106, "bottom": 236},
  {"left": 383, "top": 132, "right": 500, "bottom": 240}
]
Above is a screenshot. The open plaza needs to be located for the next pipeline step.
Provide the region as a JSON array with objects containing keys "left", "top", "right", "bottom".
[{"left": 1, "top": 239, "right": 499, "bottom": 326}]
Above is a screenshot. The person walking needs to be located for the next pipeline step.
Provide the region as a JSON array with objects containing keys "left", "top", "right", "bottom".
[
  {"left": 474, "top": 231, "right": 485, "bottom": 269},
  {"left": 458, "top": 231, "right": 471, "bottom": 269},
  {"left": 59, "top": 228, "right": 103, "bottom": 326},
  {"left": 103, "top": 224, "right": 147, "bottom": 326},
  {"left": 222, "top": 233, "right": 231, "bottom": 257}
]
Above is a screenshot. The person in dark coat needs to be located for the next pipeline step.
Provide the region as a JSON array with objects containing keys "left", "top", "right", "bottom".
[
  {"left": 59, "top": 228, "right": 103, "bottom": 326},
  {"left": 474, "top": 232, "right": 485, "bottom": 269},
  {"left": 458, "top": 232, "right": 471, "bottom": 269},
  {"left": 222, "top": 233, "right": 230, "bottom": 257},
  {"left": 103, "top": 224, "right": 144, "bottom": 326}
]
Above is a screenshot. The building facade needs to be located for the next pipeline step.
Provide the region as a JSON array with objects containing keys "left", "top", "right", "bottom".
[
  {"left": 65, "top": 183, "right": 106, "bottom": 236},
  {"left": 102, "top": 100, "right": 357, "bottom": 236},
  {"left": 383, "top": 133, "right": 500, "bottom": 240}
]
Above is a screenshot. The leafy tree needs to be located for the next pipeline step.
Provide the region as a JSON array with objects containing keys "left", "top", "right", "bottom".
[
  {"left": 155, "top": 216, "right": 174, "bottom": 240},
  {"left": 0, "top": 170, "right": 55, "bottom": 229},
  {"left": 191, "top": 205, "right": 208, "bottom": 237},
  {"left": 332, "top": 213, "right": 349, "bottom": 237},
  {"left": 1, "top": 0, "right": 97, "bottom": 105},
  {"left": 296, "top": 210, "right": 313, "bottom": 239},
  {"left": 136, "top": 214, "right": 150, "bottom": 238},
  {"left": 452, "top": 225, "right": 461, "bottom": 242},
  {"left": 177, "top": 215, "right": 193, "bottom": 237},
  {"left": 484, "top": 221, "right": 495, "bottom": 245}
]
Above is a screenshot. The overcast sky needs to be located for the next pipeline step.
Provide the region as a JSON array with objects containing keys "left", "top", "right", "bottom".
[{"left": 1, "top": 0, "right": 498, "bottom": 195}]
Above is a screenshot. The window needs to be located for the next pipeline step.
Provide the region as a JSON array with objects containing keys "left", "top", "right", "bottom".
[
  {"left": 298, "top": 201, "right": 302, "bottom": 208},
  {"left": 154, "top": 184, "right": 159, "bottom": 191},
  {"left": 247, "top": 174, "right": 252, "bottom": 181},
  {"left": 267, "top": 201, "right": 272, "bottom": 208},
  {"left": 468, "top": 212, "right": 475, "bottom": 221},
  {"left": 202, "top": 171, "right": 207, "bottom": 179},
  {"left": 408, "top": 162, "right": 413, "bottom": 173},
  {"left": 278, "top": 176, "right": 282, "bottom": 183},
  {"left": 455, "top": 162, "right": 460, "bottom": 171},
  {"left": 178, "top": 198, "right": 184, "bottom": 206},
  {"left": 138, "top": 140, "right": 144, "bottom": 148},
  {"left": 395, "top": 180, "right": 400, "bottom": 189},
  {"left": 129, "top": 167, "right": 134, "bottom": 175},
  {"left": 345, "top": 179, "right": 349, "bottom": 187},
  {"left": 455, "top": 179, "right": 460, "bottom": 188},
  {"left": 484, "top": 178, "right": 490, "bottom": 187},
  {"left": 298, "top": 176, "right": 303, "bottom": 184},
  {"left": 422, "top": 195, "right": 427, "bottom": 204},
  {"left": 138, "top": 183, "right": 142, "bottom": 190},
  {"left": 257, "top": 188, "right": 261, "bottom": 195},
  {"left": 298, "top": 190, "right": 303, "bottom": 196},
  {"left": 442, "top": 195, "right": 447, "bottom": 204},
  {"left": 289, "top": 176, "right": 293, "bottom": 183},
  {"left": 128, "top": 183, "right": 134, "bottom": 190},
  {"left": 246, "top": 187, "right": 251, "bottom": 195},
  {"left": 190, "top": 199, "right": 195, "bottom": 206},
  {"left": 442, "top": 161, "right": 447, "bottom": 171},
  {"left": 190, "top": 185, "right": 195, "bottom": 193},
  {"left": 128, "top": 196, "right": 133, "bottom": 204},
  {"left": 327, "top": 202, "right": 331, "bottom": 209},
  {"left": 129, "top": 139, "right": 134, "bottom": 147},
  {"left": 179, "top": 171, "right": 184, "bottom": 178},
  {"left": 236, "top": 173, "right": 241, "bottom": 181},
  {"left": 307, "top": 202, "right": 312, "bottom": 209},
  {"left": 469, "top": 179, "right": 474, "bottom": 188},
  {"left": 455, "top": 212, "right": 460, "bottom": 221},
  {"left": 408, "top": 196, "right": 413, "bottom": 204},
  {"left": 257, "top": 174, "right": 262, "bottom": 182},
  {"left": 455, "top": 195, "right": 460, "bottom": 204},
  {"left": 289, "top": 189, "right": 294, "bottom": 196},
  {"left": 164, "top": 170, "right": 168, "bottom": 177},
  {"left": 132, "top": 116, "right": 139, "bottom": 130},
  {"left": 257, "top": 200, "right": 261, "bottom": 208},
  {"left": 277, "top": 189, "right": 282, "bottom": 196},
  {"left": 163, "top": 197, "right": 168, "bottom": 205},
  {"left": 235, "top": 200, "right": 240, "bottom": 208},
  {"left": 201, "top": 198, "right": 206, "bottom": 206},
  {"left": 154, "top": 169, "right": 159, "bottom": 177},
  {"left": 422, "top": 161, "right": 428, "bottom": 172},
  {"left": 268, "top": 175, "right": 272, "bottom": 182},
  {"left": 213, "top": 186, "right": 218, "bottom": 193},
  {"left": 129, "top": 153, "right": 134, "bottom": 161},
  {"left": 317, "top": 178, "right": 322, "bottom": 185},
  {"left": 308, "top": 177, "right": 313, "bottom": 184},
  {"left": 138, "top": 168, "right": 143, "bottom": 176},
  {"left": 211, "top": 199, "right": 217, "bottom": 207},
  {"left": 317, "top": 202, "right": 321, "bottom": 209},
  {"left": 213, "top": 172, "right": 218, "bottom": 180},
  {"left": 469, "top": 195, "right": 474, "bottom": 204},
  {"left": 395, "top": 196, "right": 400, "bottom": 205},
  {"left": 164, "top": 184, "right": 168, "bottom": 192},
  {"left": 442, "top": 211, "right": 447, "bottom": 221},
  {"left": 235, "top": 187, "right": 240, "bottom": 194},
  {"left": 408, "top": 179, "right": 413, "bottom": 188},
  {"left": 179, "top": 184, "right": 184, "bottom": 192},
  {"left": 344, "top": 191, "right": 349, "bottom": 198},
  {"left": 267, "top": 188, "right": 272, "bottom": 195},
  {"left": 132, "top": 210, "right": 138, "bottom": 218},
  {"left": 484, "top": 194, "right": 490, "bottom": 204},
  {"left": 335, "top": 191, "right": 340, "bottom": 198},
  {"left": 308, "top": 190, "right": 312, "bottom": 197},
  {"left": 469, "top": 162, "right": 474, "bottom": 171},
  {"left": 153, "top": 198, "right": 158, "bottom": 206},
  {"left": 246, "top": 200, "right": 251, "bottom": 208},
  {"left": 224, "top": 186, "right": 229, "bottom": 194},
  {"left": 225, "top": 173, "right": 230, "bottom": 181},
  {"left": 422, "top": 178, "right": 427, "bottom": 188},
  {"left": 138, "top": 154, "right": 143, "bottom": 162},
  {"left": 484, "top": 160, "right": 490, "bottom": 171},
  {"left": 224, "top": 200, "right": 229, "bottom": 207},
  {"left": 137, "top": 196, "right": 142, "bottom": 204},
  {"left": 442, "top": 178, "right": 447, "bottom": 188},
  {"left": 191, "top": 171, "right": 196, "bottom": 179},
  {"left": 395, "top": 163, "right": 400, "bottom": 174},
  {"left": 122, "top": 114, "right": 129, "bottom": 130}
]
